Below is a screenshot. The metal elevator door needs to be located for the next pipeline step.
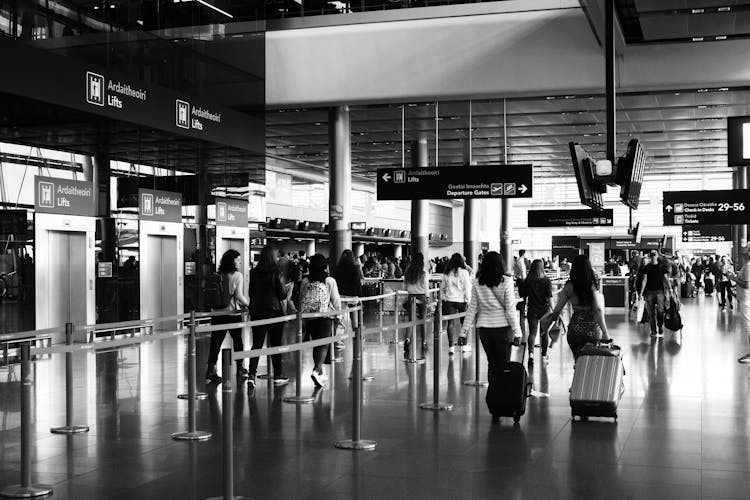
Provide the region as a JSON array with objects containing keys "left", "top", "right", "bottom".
[
  {"left": 144, "top": 235, "right": 178, "bottom": 321},
  {"left": 47, "top": 231, "right": 87, "bottom": 327}
]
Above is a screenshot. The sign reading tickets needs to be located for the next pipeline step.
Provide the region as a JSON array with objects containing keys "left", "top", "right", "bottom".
[
  {"left": 138, "top": 189, "right": 182, "bottom": 222},
  {"left": 663, "top": 189, "right": 750, "bottom": 226},
  {"left": 215, "top": 197, "right": 248, "bottom": 228},
  {"left": 376, "top": 165, "right": 533, "bottom": 200},
  {"left": 528, "top": 209, "right": 613, "bottom": 227},
  {"left": 34, "top": 176, "right": 95, "bottom": 216}
]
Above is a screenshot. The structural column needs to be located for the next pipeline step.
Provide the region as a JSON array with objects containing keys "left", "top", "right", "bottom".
[
  {"left": 353, "top": 242, "right": 365, "bottom": 260},
  {"left": 410, "top": 137, "right": 430, "bottom": 259},
  {"left": 196, "top": 155, "right": 210, "bottom": 311},
  {"left": 305, "top": 239, "right": 316, "bottom": 258},
  {"left": 739, "top": 166, "right": 748, "bottom": 250},
  {"left": 463, "top": 141, "right": 479, "bottom": 269},
  {"left": 328, "top": 106, "right": 352, "bottom": 272}
]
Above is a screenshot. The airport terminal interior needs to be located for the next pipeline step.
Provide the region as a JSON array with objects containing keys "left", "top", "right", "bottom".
[{"left": 1, "top": 0, "right": 750, "bottom": 498}]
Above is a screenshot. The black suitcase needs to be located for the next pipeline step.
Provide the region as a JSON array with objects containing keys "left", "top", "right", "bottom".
[
  {"left": 704, "top": 278, "right": 714, "bottom": 295},
  {"left": 485, "top": 343, "right": 532, "bottom": 424}
]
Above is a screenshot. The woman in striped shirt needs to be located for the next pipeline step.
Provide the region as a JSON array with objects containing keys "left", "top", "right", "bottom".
[{"left": 460, "top": 251, "right": 523, "bottom": 377}]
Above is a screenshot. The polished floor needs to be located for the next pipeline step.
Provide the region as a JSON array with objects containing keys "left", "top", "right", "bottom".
[{"left": 1, "top": 293, "right": 750, "bottom": 499}]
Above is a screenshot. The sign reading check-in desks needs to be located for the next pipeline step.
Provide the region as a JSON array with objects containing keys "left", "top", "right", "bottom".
[
  {"left": 528, "top": 209, "right": 613, "bottom": 227},
  {"left": 138, "top": 189, "right": 182, "bottom": 222},
  {"left": 35, "top": 176, "right": 95, "bottom": 216},
  {"left": 215, "top": 197, "right": 248, "bottom": 227},
  {"left": 376, "top": 165, "right": 533, "bottom": 200},
  {"left": 663, "top": 189, "right": 750, "bottom": 226}
]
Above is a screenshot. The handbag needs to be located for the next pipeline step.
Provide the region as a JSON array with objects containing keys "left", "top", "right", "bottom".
[{"left": 632, "top": 297, "right": 645, "bottom": 322}]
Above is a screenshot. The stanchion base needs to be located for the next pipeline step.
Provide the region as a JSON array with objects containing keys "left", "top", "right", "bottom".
[
  {"left": 282, "top": 396, "right": 315, "bottom": 404},
  {"left": 334, "top": 439, "right": 377, "bottom": 451},
  {"left": 177, "top": 392, "right": 207, "bottom": 400},
  {"left": 419, "top": 402, "right": 454, "bottom": 411},
  {"left": 171, "top": 430, "right": 212, "bottom": 441},
  {"left": 0, "top": 484, "right": 53, "bottom": 498},
  {"left": 362, "top": 375, "right": 375, "bottom": 382},
  {"left": 463, "top": 380, "right": 489, "bottom": 387},
  {"left": 205, "top": 496, "right": 250, "bottom": 500},
  {"left": 50, "top": 425, "right": 89, "bottom": 434},
  {"left": 404, "top": 358, "right": 426, "bottom": 364}
]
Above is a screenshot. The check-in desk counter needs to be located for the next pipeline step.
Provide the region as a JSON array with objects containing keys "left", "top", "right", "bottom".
[{"left": 600, "top": 276, "right": 629, "bottom": 313}]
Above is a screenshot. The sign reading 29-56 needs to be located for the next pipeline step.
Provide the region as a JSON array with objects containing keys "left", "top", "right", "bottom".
[{"left": 663, "top": 189, "right": 750, "bottom": 226}]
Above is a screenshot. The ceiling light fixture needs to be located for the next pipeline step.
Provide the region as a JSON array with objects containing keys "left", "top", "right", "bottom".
[
  {"left": 173, "top": 0, "right": 234, "bottom": 18},
  {"left": 692, "top": 37, "right": 704, "bottom": 42},
  {"left": 715, "top": 35, "right": 727, "bottom": 40}
]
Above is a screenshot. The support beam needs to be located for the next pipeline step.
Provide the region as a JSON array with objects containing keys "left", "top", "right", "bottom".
[
  {"left": 463, "top": 140, "right": 479, "bottom": 269},
  {"left": 605, "top": 0, "right": 616, "bottom": 163},
  {"left": 411, "top": 136, "right": 429, "bottom": 259},
  {"left": 328, "top": 106, "right": 352, "bottom": 273}
]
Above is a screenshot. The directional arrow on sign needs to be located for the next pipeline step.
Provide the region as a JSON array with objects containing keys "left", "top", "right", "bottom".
[
  {"left": 382, "top": 173, "right": 391, "bottom": 182},
  {"left": 519, "top": 184, "right": 528, "bottom": 194},
  {"left": 665, "top": 205, "right": 673, "bottom": 212}
]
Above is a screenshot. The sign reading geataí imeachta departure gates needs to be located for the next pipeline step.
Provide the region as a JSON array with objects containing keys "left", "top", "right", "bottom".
[
  {"left": 138, "top": 189, "right": 182, "bottom": 223},
  {"left": 376, "top": 165, "right": 533, "bottom": 200},
  {"left": 34, "top": 176, "right": 95, "bottom": 216},
  {"left": 214, "top": 197, "right": 248, "bottom": 228}
]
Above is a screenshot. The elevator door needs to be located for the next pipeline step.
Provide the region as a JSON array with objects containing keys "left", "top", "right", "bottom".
[
  {"left": 47, "top": 231, "right": 87, "bottom": 327},
  {"left": 144, "top": 235, "right": 178, "bottom": 323}
]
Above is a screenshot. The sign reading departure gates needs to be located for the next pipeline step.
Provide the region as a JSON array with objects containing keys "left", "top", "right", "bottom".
[
  {"left": 34, "top": 176, "right": 95, "bottom": 216},
  {"left": 528, "top": 209, "right": 613, "bottom": 227},
  {"left": 138, "top": 189, "right": 182, "bottom": 223},
  {"left": 681, "top": 226, "right": 731, "bottom": 243},
  {"left": 663, "top": 190, "right": 750, "bottom": 226},
  {"left": 214, "top": 197, "right": 248, "bottom": 228},
  {"left": 376, "top": 165, "right": 533, "bottom": 200}
]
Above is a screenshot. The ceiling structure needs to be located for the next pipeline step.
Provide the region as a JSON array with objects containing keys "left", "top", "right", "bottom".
[{"left": 266, "top": 87, "right": 748, "bottom": 181}]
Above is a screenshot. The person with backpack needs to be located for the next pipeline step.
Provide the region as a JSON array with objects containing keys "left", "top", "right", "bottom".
[
  {"left": 245, "top": 245, "right": 289, "bottom": 389},
  {"left": 300, "top": 254, "right": 342, "bottom": 388},
  {"left": 205, "top": 249, "right": 250, "bottom": 384}
]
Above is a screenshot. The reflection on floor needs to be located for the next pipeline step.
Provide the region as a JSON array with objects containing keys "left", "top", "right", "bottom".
[{"left": 1, "top": 293, "right": 749, "bottom": 499}]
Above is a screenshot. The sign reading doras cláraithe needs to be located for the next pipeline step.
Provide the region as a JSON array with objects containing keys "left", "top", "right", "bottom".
[
  {"left": 214, "top": 197, "right": 248, "bottom": 228},
  {"left": 528, "top": 209, "right": 613, "bottom": 227},
  {"left": 663, "top": 189, "right": 750, "bottom": 226},
  {"left": 34, "top": 176, "right": 95, "bottom": 216},
  {"left": 376, "top": 165, "right": 533, "bottom": 201},
  {"left": 138, "top": 189, "right": 182, "bottom": 223}
]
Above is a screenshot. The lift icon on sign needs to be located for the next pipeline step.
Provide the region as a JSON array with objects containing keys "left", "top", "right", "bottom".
[
  {"left": 39, "top": 182, "right": 54, "bottom": 208},
  {"left": 176, "top": 100, "right": 190, "bottom": 129},
  {"left": 394, "top": 170, "right": 406, "bottom": 183},
  {"left": 142, "top": 193, "right": 154, "bottom": 216},
  {"left": 86, "top": 72, "right": 105, "bottom": 107},
  {"left": 217, "top": 202, "right": 227, "bottom": 221}
]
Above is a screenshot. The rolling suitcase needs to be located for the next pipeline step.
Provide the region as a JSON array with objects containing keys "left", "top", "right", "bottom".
[
  {"left": 486, "top": 342, "right": 532, "bottom": 424},
  {"left": 569, "top": 341, "right": 624, "bottom": 422},
  {"left": 704, "top": 277, "right": 714, "bottom": 295}
]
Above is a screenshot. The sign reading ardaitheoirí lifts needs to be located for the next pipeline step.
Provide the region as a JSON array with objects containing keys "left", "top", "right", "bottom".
[
  {"left": 681, "top": 226, "right": 731, "bottom": 243},
  {"left": 138, "top": 189, "right": 182, "bottom": 223},
  {"left": 215, "top": 197, "right": 248, "bottom": 228},
  {"left": 528, "top": 209, "right": 613, "bottom": 228},
  {"left": 376, "top": 165, "right": 533, "bottom": 200},
  {"left": 663, "top": 189, "right": 750, "bottom": 226},
  {"left": 34, "top": 176, "right": 95, "bottom": 216}
]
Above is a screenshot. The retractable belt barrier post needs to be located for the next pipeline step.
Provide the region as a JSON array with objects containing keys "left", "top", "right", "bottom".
[
  {"left": 206, "top": 349, "right": 249, "bottom": 500},
  {"left": 390, "top": 292, "right": 399, "bottom": 344},
  {"left": 463, "top": 326, "right": 488, "bottom": 387},
  {"left": 283, "top": 310, "right": 314, "bottom": 404},
  {"left": 404, "top": 296, "right": 425, "bottom": 364},
  {"left": 178, "top": 311, "right": 207, "bottom": 401},
  {"left": 335, "top": 308, "right": 376, "bottom": 451},
  {"left": 420, "top": 292, "right": 453, "bottom": 411},
  {"left": 173, "top": 311, "right": 212, "bottom": 442},
  {"left": 50, "top": 323, "right": 90, "bottom": 435},
  {"left": 0, "top": 344, "right": 53, "bottom": 499}
]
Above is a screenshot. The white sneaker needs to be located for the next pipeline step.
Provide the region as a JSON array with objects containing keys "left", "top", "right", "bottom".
[
  {"left": 448, "top": 346, "right": 455, "bottom": 355},
  {"left": 738, "top": 353, "right": 750, "bottom": 364},
  {"left": 461, "top": 344, "right": 472, "bottom": 353}
]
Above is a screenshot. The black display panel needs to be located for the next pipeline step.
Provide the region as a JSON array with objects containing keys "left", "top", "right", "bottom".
[
  {"left": 663, "top": 189, "right": 750, "bottom": 226},
  {"left": 727, "top": 116, "right": 750, "bottom": 167},
  {"left": 617, "top": 139, "right": 647, "bottom": 209},
  {"left": 569, "top": 142, "right": 604, "bottom": 210},
  {"left": 528, "top": 209, "right": 613, "bottom": 227}
]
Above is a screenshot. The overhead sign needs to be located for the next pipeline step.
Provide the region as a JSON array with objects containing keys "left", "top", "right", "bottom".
[
  {"left": 663, "top": 190, "right": 750, "bottom": 226},
  {"left": 681, "top": 226, "right": 731, "bottom": 243},
  {"left": 609, "top": 238, "right": 639, "bottom": 249},
  {"left": 34, "top": 176, "right": 95, "bottom": 216},
  {"left": 0, "top": 37, "right": 264, "bottom": 153},
  {"left": 376, "top": 165, "right": 533, "bottom": 200},
  {"left": 215, "top": 197, "right": 248, "bottom": 228},
  {"left": 528, "top": 209, "right": 613, "bottom": 227},
  {"left": 138, "top": 189, "right": 182, "bottom": 223}
]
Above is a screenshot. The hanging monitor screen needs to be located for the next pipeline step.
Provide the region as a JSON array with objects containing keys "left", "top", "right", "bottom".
[
  {"left": 616, "top": 139, "right": 647, "bottom": 210},
  {"left": 569, "top": 142, "right": 604, "bottom": 210},
  {"left": 727, "top": 116, "right": 750, "bottom": 166}
]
